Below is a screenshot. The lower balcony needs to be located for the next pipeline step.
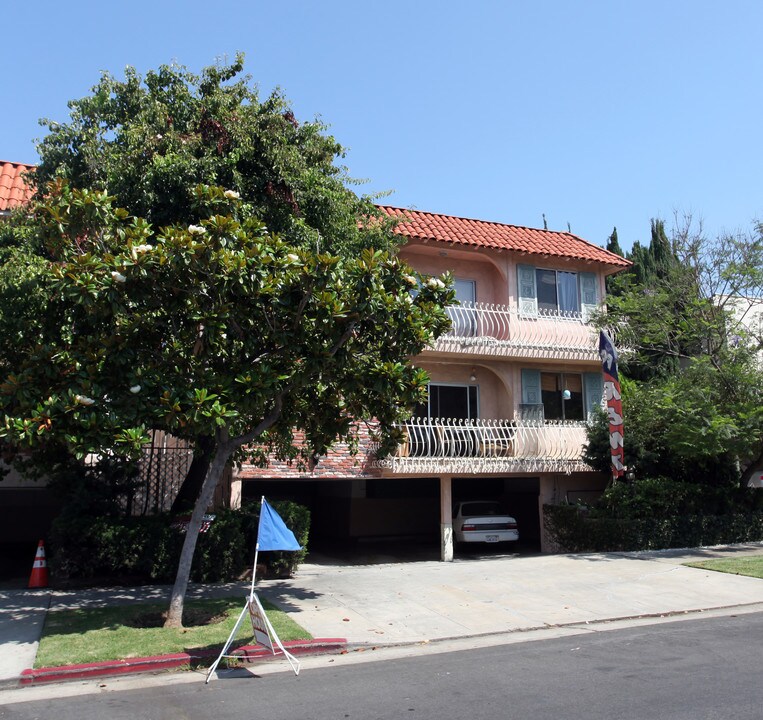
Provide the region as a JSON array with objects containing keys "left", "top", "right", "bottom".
[{"left": 372, "top": 417, "right": 592, "bottom": 475}]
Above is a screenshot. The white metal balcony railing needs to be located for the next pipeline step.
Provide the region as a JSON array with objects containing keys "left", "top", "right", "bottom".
[
  {"left": 435, "top": 303, "right": 598, "bottom": 357},
  {"left": 373, "top": 417, "right": 591, "bottom": 475}
]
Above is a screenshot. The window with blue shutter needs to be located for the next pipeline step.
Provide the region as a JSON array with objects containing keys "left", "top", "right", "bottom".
[
  {"left": 521, "top": 370, "right": 594, "bottom": 421},
  {"left": 520, "top": 267, "right": 599, "bottom": 319}
]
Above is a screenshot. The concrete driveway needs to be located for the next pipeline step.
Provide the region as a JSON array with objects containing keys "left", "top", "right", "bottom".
[{"left": 258, "top": 543, "right": 763, "bottom": 645}]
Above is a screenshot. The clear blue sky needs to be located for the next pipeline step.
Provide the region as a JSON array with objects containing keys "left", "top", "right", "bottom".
[{"left": 3, "top": 1, "right": 762, "bottom": 253}]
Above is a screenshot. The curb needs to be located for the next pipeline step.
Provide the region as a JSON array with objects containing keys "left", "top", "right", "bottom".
[{"left": 18, "top": 638, "right": 347, "bottom": 686}]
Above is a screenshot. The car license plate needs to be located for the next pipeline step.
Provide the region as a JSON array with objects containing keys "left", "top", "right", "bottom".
[{"left": 485, "top": 534, "right": 499, "bottom": 542}]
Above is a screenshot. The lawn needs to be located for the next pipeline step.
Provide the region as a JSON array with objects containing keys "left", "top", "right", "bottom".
[
  {"left": 35, "top": 597, "right": 311, "bottom": 668},
  {"left": 685, "top": 554, "right": 763, "bottom": 580}
]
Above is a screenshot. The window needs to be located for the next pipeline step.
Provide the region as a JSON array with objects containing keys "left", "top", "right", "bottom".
[
  {"left": 410, "top": 383, "right": 479, "bottom": 457},
  {"left": 536, "top": 269, "right": 580, "bottom": 313},
  {"left": 540, "top": 373, "right": 583, "bottom": 420},
  {"left": 517, "top": 265, "right": 599, "bottom": 318},
  {"left": 416, "top": 383, "right": 478, "bottom": 420},
  {"left": 521, "top": 369, "right": 603, "bottom": 421},
  {"left": 447, "top": 279, "right": 477, "bottom": 336}
]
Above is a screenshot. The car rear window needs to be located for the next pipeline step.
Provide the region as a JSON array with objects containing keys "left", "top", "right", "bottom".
[{"left": 461, "top": 502, "right": 503, "bottom": 516}]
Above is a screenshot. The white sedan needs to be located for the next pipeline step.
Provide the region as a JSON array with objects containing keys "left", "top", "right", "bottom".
[{"left": 453, "top": 501, "right": 519, "bottom": 544}]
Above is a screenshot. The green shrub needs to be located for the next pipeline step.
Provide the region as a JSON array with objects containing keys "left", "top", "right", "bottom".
[
  {"left": 48, "top": 502, "right": 310, "bottom": 583},
  {"left": 543, "top": 503, "right": 763, "bottom": 553},
  {"left": 193, "top": 508, "right": 248, "bottom": 583}
]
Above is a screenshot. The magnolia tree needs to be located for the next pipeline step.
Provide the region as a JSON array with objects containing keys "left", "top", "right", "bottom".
[
  {"left": 29, "top": 55, "right": 402, "bottom": 510},
  {"left": 1, "top": 182, "right": 453, "bottom": 626}
]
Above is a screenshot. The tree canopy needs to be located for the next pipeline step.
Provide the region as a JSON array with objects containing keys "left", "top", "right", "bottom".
[
  {"left": 588, "top": 217, "right": 763, "bottom": 494},
  {"left": 34, "top": 53, "right": 386, "bottom": 257}
]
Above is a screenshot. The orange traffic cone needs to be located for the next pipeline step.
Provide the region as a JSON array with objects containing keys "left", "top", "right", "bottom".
[{"left": 28, "top": 540, "right": 49, "bottom": 589}]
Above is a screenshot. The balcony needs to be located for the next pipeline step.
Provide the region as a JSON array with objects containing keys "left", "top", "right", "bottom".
[
  {"left": 373, "top": 417, "right": 591, "bottom": 475},
  {"left": 430, "top": 303, "right": 599, "bottom": 360}
]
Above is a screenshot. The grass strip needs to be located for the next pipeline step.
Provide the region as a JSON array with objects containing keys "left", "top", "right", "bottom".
[
  {"left": 685, "top": 555, "right": 763, "bottom": 580},
  {"left": 35, "top": 597, "right": 311, "bottom": 668}
]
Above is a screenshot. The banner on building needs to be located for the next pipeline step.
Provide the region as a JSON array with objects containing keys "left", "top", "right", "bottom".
[{"left": 599, "top": 331, "right": 624, "bottom": 480}]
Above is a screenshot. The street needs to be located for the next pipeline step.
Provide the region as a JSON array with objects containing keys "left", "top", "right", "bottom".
[{"left": 2, "top": 611, "right": 762, "bottom": 720}]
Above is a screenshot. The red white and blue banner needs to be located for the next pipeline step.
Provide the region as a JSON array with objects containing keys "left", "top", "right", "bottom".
[{"left": 599, "top": 331, "right": 624, "bottom": 479}]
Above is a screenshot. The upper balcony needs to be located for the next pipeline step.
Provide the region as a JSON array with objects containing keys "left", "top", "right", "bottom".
[{"left": 429, "top": 303, "right": 599, "bottom": 361}]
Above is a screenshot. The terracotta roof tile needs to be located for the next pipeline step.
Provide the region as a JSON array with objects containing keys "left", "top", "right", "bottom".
[
  {"left": 0, "top": 161, "right": 35, "bottom": 212},
  {"left": 379, "top": 205, "right": 630, "bottom": 269}
]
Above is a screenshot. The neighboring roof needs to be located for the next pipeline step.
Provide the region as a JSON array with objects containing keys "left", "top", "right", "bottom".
[
  {"left": 379, "top": 205, "right": 631, "bottom": 269},
  {"left": 0, "top": 161, "right": 35, "bottom": 212}
]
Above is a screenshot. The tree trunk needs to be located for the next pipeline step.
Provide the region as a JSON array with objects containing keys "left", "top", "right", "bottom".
[
  {"left": 164, "top": 435, "right": 233, "bottom": 628},
  {"left": 163, "top": 399, "right": 284, "bottom": 628}
]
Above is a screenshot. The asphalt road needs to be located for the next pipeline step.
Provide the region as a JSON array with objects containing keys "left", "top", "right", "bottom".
[{"left": 2, "top": 611, "right": 762, "bottom": 720}]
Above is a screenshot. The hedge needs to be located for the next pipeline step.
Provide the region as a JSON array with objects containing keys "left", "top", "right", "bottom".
[
  {"left": 543, "top": 504, "right": 763, "bottom": 553},
  {"left": 48, "top": 500, "right": 310, "bottom": 583}
]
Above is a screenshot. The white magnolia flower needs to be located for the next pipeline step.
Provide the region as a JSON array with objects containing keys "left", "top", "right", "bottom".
[
  {"left": 132, "top": 244, "right": 153, "bottom": 256},
  {"left": 130, "top": 385, "right": 141, "bottom": 394},
  {"left": 156, "top": 134, "right": 163, "bottom": 140},
  {"left": 111, "top": 271, "right": 126, "bottom": 283},
  {"left": 404, "top": 274, "right": 418, "bottom": 287},
  {"left": 224, "top": 189, "right": 240, "bottom": 199},
  {"left": 286, "top": 253, "right": 300, "bottom": 263},
  {"left": 188, "top": 224, "right": 206, "bottom": 235},
  {"left": 75, "top": 395, "right": 95, "bottom": 406}
]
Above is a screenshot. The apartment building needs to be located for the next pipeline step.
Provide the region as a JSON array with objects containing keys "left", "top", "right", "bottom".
[
  {"left": 240, "top": 206, "right": 631, "bottom": 559},
  {"left": 3, "top": 160, "right": 632, "bottom": 558}
]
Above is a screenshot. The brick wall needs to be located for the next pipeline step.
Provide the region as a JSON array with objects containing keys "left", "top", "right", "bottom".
[{"left": 239, "top": 422, "right": 384, "bottom": 480}]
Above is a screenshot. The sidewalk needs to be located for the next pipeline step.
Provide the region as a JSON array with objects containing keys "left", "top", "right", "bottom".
[{"left": 2, "top": 543, "right": 763, "bottom": 687}]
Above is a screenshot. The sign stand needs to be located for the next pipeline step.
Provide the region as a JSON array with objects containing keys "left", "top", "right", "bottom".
[
  {"left": 205, "top": 497, "right": 302, "bottom": 682},
  {"left": 205, "top": 592, "right": 300, "bottom": 682}
]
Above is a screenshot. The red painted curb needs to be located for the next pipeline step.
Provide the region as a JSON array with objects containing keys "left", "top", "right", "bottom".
[{"left": 19, "top": 639, "right": 347, "bottom": 686}]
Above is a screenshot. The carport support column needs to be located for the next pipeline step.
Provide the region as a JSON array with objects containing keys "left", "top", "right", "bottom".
[
  {"left": 539, "top": 475, "right": 555, "bottom": 553},
  {"left": 440, "top": 475, "right": 454, "bottom": 562}
]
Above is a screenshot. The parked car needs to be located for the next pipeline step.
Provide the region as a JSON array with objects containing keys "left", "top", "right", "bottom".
[{"left": 453, "top": 501, "right": 519, "bottom": 544}]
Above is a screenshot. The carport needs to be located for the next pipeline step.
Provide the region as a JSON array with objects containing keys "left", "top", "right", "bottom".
[{"left": 241, "top": 474, "right": 540, "bottom": 563}]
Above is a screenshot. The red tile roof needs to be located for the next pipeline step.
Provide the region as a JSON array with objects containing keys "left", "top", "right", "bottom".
[
  {"left": 0, "top": 164, "right": 630, "bottom": 271},
  {"left": 0, "top": 161, "right": 35, "bottom": 212},
  {"left": 379, "top": 205, "right": 630, "bottom": 269}
]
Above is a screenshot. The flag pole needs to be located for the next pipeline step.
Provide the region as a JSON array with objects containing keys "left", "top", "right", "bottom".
[{"left": 249, "top": 495, "right": 265, "bottom": 597}]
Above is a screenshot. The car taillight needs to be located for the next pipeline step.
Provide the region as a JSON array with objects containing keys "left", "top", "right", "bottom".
[
  {"left": 507, "top": 522, "right": 517, "bottom": 530},
  {"left": 462, "top": 523, "right": 477, "bottom": 531}
]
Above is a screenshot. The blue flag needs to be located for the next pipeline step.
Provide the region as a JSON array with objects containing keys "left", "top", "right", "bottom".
[{"left": 257, "top": 498, "right": 302, "bottom": 551}]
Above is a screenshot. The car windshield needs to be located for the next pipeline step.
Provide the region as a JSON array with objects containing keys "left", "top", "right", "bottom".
[{"left": 460, "top": 502, "right": 504, "bottom": 517}]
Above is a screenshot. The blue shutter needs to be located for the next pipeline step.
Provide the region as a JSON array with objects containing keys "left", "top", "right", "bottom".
[
  {"left": 521, "top": 369, "right": 541, "bottom": 404},
  {"left": 520, "top": 369, "right": 544, "bottom": 421},
  {"left": 580, "top": 272, "right": 599, "bottom": 321},
  {"left": 583, "top": 372, "right": 603, "bottom": 420},
  {"left": 517, "top": 265, "right": 538, "bottom": 317}
]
